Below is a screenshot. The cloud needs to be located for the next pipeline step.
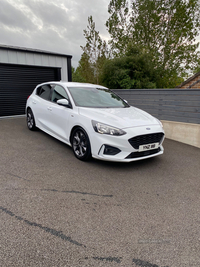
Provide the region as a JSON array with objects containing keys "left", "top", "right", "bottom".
[
  {"left": 24, "top": 0, "right": 69, "bottom": 29},
  {"left": 0, "top": 0, "right": 110, "bottom": 67},
  {"left": 0, "top": 0, "right": 35, "bottom": 30},
  {"left": 1, "top": 0, "right": 199, "bottom": 70}
]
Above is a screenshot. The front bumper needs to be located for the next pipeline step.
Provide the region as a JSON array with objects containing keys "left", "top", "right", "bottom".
[{"left": 90, "top": 125, "right": 165, "bottom": 162}]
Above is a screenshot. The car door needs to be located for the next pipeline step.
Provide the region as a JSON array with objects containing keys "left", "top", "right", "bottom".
[
  {"left": 32, "top": 84, "right": 53, "bottom": 131},
  {"left": 46, "top": 84, "right": 72, "bottom": 142}
]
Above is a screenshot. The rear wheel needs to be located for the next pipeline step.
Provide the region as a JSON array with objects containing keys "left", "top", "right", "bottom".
[
  {"left": 27, "top": 108, "right": 37, "bottom": 131},
  {"left": 71, "top": 127, "right": 91, "bottom": 161}
]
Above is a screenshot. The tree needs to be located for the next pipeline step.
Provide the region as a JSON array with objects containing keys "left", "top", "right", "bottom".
[
  {"left": 106, "top": 0, "right": 130, "bottom": 55},
  {"left": 106, "top": 0, "right": 200, "bottom": 87},
  {"left": 81, "top": 16, "right": 109, "bottom": 84},
  {"left": 72, "top": 66, "right": 86, "bottom": 83},
  {"left": 101, "top": 45, "right": 158, "bottom": 88},
  {"left": 73, "top": 52, "right": 95, "bottom": 83}
]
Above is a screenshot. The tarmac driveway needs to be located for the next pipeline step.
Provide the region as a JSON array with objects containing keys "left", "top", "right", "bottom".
[{"left": 0, "top": 117, "right": 200, "bottom": 267}]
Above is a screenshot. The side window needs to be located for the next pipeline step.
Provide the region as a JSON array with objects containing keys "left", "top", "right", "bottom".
[
  {"left": 37, "top": 85, "right": 52, "bottom": 100},
  {"left": 51, "top": 85, "right": 69, "bottom": 103}
]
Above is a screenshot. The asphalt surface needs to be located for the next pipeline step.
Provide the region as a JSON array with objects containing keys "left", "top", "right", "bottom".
[{"left": 0, "top": 117, "right": 200, "bottom": 267}]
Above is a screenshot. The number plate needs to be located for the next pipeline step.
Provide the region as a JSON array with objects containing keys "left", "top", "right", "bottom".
[{"left": 139, "top": 143, "right": 159, "bottom": 152}]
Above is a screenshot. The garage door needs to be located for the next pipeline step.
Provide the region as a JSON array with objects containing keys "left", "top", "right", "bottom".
[{"left": 0, "top": 64, "right": 61, "bottom": 117}]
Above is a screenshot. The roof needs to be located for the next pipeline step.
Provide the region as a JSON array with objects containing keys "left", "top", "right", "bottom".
[
  {"left": 176, "top": 71, "right": 200, "bottom": 89},
  {"left": 0, "top": 44, "right": 72, "bottom": 59},
  {"left": 37, "top": 81, "right": 107, "bottom": 89}
]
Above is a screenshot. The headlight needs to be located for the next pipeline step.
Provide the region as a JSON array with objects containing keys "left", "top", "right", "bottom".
[{"left": 92, "top": 120, "right": 126, "bottom": 136}]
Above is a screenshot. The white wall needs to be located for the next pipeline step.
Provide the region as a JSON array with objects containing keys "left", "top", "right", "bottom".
[
  {"left": 162, "top": 120, "right": 200, "bottom": 148},
  {"left": 0, "top": 48, "right": 69, "bottom": 81}
]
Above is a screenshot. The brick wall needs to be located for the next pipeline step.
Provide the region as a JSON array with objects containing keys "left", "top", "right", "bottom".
[
  {"left": 177, "top": 72, "right": 200, "bottom": 89},
  {"left": 179, "top": 76, "right": 200, "bottom": 89}
]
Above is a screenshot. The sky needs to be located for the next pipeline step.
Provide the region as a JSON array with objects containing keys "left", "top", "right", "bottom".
[
  {"left": 1, "top": 0, "right": 200, "bottom": 70},
  {"left": 0, "top": 0, "right": 111, "bottom": 68}
]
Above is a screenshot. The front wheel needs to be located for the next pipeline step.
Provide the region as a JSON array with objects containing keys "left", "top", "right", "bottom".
[
  {"left": 27, "top": 108, "right": 37, "bottom": 131},
  {"left": 71, "top": 128, "right": 91, "bottom": 161}
]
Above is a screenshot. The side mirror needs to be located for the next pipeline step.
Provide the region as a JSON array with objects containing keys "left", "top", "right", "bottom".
[{"left": 57, "top": 99, "right": 70, "bottom": 107}]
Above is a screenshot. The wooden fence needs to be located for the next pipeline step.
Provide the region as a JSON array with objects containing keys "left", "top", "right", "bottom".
[{"left": 113, "top": 89, "right": 200, "bottom": 124}]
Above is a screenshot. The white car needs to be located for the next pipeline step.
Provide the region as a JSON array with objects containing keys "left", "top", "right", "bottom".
[{"left": 26, "top": 81, "right": 165, "bottom": 162}]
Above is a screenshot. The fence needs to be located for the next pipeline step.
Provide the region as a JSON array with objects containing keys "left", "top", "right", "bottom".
[{"left": 113, "top": 89, "right": 200, "bottom": 124}]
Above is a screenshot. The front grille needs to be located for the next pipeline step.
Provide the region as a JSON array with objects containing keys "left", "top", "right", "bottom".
[
  {"left": 128, "top": 133, "right": 164, "bottom": 149},
  {"left": 126, "top": 148, "right": 161, "bottom": 159}
]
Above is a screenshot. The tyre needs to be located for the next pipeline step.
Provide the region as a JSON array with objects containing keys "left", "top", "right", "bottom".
[
  {"left": 71, "top": 127, "right": 91, "bottom": 161},
  {"left": 27, "top": 108, "right": 37, "bottom": 131}
]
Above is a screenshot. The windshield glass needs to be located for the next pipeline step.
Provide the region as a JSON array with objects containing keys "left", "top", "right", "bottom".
[{"left": 68, "top": 87, "right": 129, "bottom": 108}]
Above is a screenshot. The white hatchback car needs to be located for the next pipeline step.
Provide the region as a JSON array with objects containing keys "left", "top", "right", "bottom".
[{"left": 26, "top": 81, "right": 165, "bottom": 162}]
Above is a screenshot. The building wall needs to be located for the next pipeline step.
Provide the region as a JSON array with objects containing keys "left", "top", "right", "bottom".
[
  {"left": 0, "top": 45, "right": 72, "bottom": 117},
  {"left": 179, "top": 76, "right": 200, "bottom": 89},
  {"left": 0, "top": 46, "right": 71, "bottom": 81}
]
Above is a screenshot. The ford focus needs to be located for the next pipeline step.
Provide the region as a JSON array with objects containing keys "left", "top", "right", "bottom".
[{"left": 26, "top": 82, "right": 165, "bottom": 162}]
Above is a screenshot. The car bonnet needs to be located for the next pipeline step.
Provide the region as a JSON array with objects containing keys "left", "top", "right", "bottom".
[{"left": 78, "top": 106, "right": 160, "bottom": 129}]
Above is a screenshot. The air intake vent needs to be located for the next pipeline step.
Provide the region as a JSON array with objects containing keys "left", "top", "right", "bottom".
[
  {"left": 126, "top": 148, "right": 161, "bottom": 159},
  {"left": 128, "top": 133, "right": 164, "bottom": 149}
]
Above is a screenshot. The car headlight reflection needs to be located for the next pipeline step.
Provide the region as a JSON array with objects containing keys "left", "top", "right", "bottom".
[{"left": 92, "top": 120, "right": 126, "bottom": 136}]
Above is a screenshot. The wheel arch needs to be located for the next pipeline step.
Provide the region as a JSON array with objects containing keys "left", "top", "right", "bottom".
[
  {"left": 26, "top": 107, "right": 37, "bottom": 131},
  {"left": 26, "top": 106, "right": 31, "bottom": 114},
  {"left": 70, "top": 125, "right": 86, "bottom": 145},
  {"left": 70, "top": 125, "right": 92, "bottom": 161}
]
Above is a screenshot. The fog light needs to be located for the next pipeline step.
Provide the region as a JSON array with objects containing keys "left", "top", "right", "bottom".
[{"left": 103, "top": 145, "right": 121, "bottom": 155}]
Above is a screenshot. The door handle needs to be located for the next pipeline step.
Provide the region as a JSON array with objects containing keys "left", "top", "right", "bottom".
[{"left": 47, "top": 107, "right": 52, "bottom": 111}]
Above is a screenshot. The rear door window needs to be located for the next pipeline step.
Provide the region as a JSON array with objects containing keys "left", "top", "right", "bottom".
[{"left": 37, "top": 84, "right": 52, "bottom": 100}]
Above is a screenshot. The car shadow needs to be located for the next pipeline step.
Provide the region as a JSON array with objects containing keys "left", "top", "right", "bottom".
[{"left": 26, "top": 125, "right": 164, "bottom": 170}]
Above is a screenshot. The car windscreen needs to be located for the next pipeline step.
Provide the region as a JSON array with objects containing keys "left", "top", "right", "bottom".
[{"left": 67, "top": 87, "right": 129, "bottom": 108}]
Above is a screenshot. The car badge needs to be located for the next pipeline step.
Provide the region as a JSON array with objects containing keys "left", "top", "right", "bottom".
[{"left": 146, "top": 128, "right": 151, "bottom": 130}]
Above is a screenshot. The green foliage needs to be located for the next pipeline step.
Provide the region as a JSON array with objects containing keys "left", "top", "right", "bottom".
[
  {"left": 81, "top": 16, "right": 109, "bottom": 84},
  {"left": 106, "top": 0, "right": 130, "bottom": 56},
  {"left": 72, "top": 52, "right": 95, "bottom": 83},
  {"left": 101, "top": 46, "right": 157, "bottom": 88},
  {"left": 77, "top": 0, "right": 200, "bottom": 88},
  {"left": 105, "top": 0, "right": 200, "bottom": 87},
  {"left": 130, "top": 0, "right": 200, "bottom": 75},
  {"left": 72, "top": 67, "right": 86, "bottom": 83},
  {"left": 194, "top": 60, "right": 200, "bottom": 74}
]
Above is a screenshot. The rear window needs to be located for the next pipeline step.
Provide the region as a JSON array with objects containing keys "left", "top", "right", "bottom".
[{"left": 37, "top": 84, "right": 52, "bottom": 100}]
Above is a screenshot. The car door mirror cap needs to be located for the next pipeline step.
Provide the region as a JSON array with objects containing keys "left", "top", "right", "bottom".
[{"left": 57, "top": 99, "right": 70, "bottom": 107}]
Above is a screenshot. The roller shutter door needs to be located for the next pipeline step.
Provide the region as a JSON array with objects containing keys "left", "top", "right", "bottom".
[{"left": 0, "top": 64, "right": 61, "bottom": 117}]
